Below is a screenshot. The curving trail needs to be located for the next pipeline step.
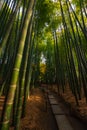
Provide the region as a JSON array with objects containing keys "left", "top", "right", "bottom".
[{"left": 0, "top": 87, "right": 87, "bottom": 130}]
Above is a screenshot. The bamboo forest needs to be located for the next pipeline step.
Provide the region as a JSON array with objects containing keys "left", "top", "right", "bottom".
[{"left": 0, "top": 0, "right": 87, "bottom": 130}]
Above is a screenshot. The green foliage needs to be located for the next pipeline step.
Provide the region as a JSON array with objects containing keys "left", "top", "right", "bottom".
[{"left": 0, "top": 0, "right": 87, "bottom": 128}]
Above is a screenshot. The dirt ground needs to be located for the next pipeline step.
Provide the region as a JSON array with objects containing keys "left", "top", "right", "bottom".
[
  {"left": 1, "top": 84, "right": 87, "bottom": 130},
  {"left": 61, "top": 87, "right": 87, "bottom": 119},
  {"left": 0, "top": 88, "right": 58, "bottom": 130},
  {"left": 51, "top": 84, "right": 87, "bottom": 122},
  {"left": 20, "top": 88, "right": 58, "bottom": 130}
]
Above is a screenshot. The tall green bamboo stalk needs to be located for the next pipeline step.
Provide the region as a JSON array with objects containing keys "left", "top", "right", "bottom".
[{"left": 0, "top": 0, "right": 35, "bottom": 130}]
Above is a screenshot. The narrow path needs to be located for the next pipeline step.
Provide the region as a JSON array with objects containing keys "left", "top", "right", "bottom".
[{"left": 1, "top": 87, "right": 87, "bottom": 130}]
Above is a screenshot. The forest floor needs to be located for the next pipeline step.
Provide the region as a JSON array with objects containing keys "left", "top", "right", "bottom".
[
  {"left": 1, "top": 85, "right": 87, "bottom": 130},
  {"left": 17, "top": 85, "right": 87, "bottom": 130},
  {"left": 51, "top": 84, "right": 87, "bottom": 122},
  {"left": 18, "top": 87, "right": 58, "bottom": 130},
  {"left": 61, "top": 89, "right": 87, "bottom": 121},
  {"left": 0, "top": 88, "right": 58, "bottom": 130}
]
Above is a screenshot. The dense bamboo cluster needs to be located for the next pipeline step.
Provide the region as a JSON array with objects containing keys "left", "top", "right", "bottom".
[
  {"left": 0, "top": 0, "right": 37, "bottom": 130},
  {"left": 53, "top": 0, "right": 87, "bottom": 105},
  {"left": 0, "top": 0, "right": 87, "bottom": 130}
]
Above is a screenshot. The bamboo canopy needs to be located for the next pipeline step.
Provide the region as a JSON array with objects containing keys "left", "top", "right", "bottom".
[{"left": 0, "top": 0, "right": 87, "bottom": 129}]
